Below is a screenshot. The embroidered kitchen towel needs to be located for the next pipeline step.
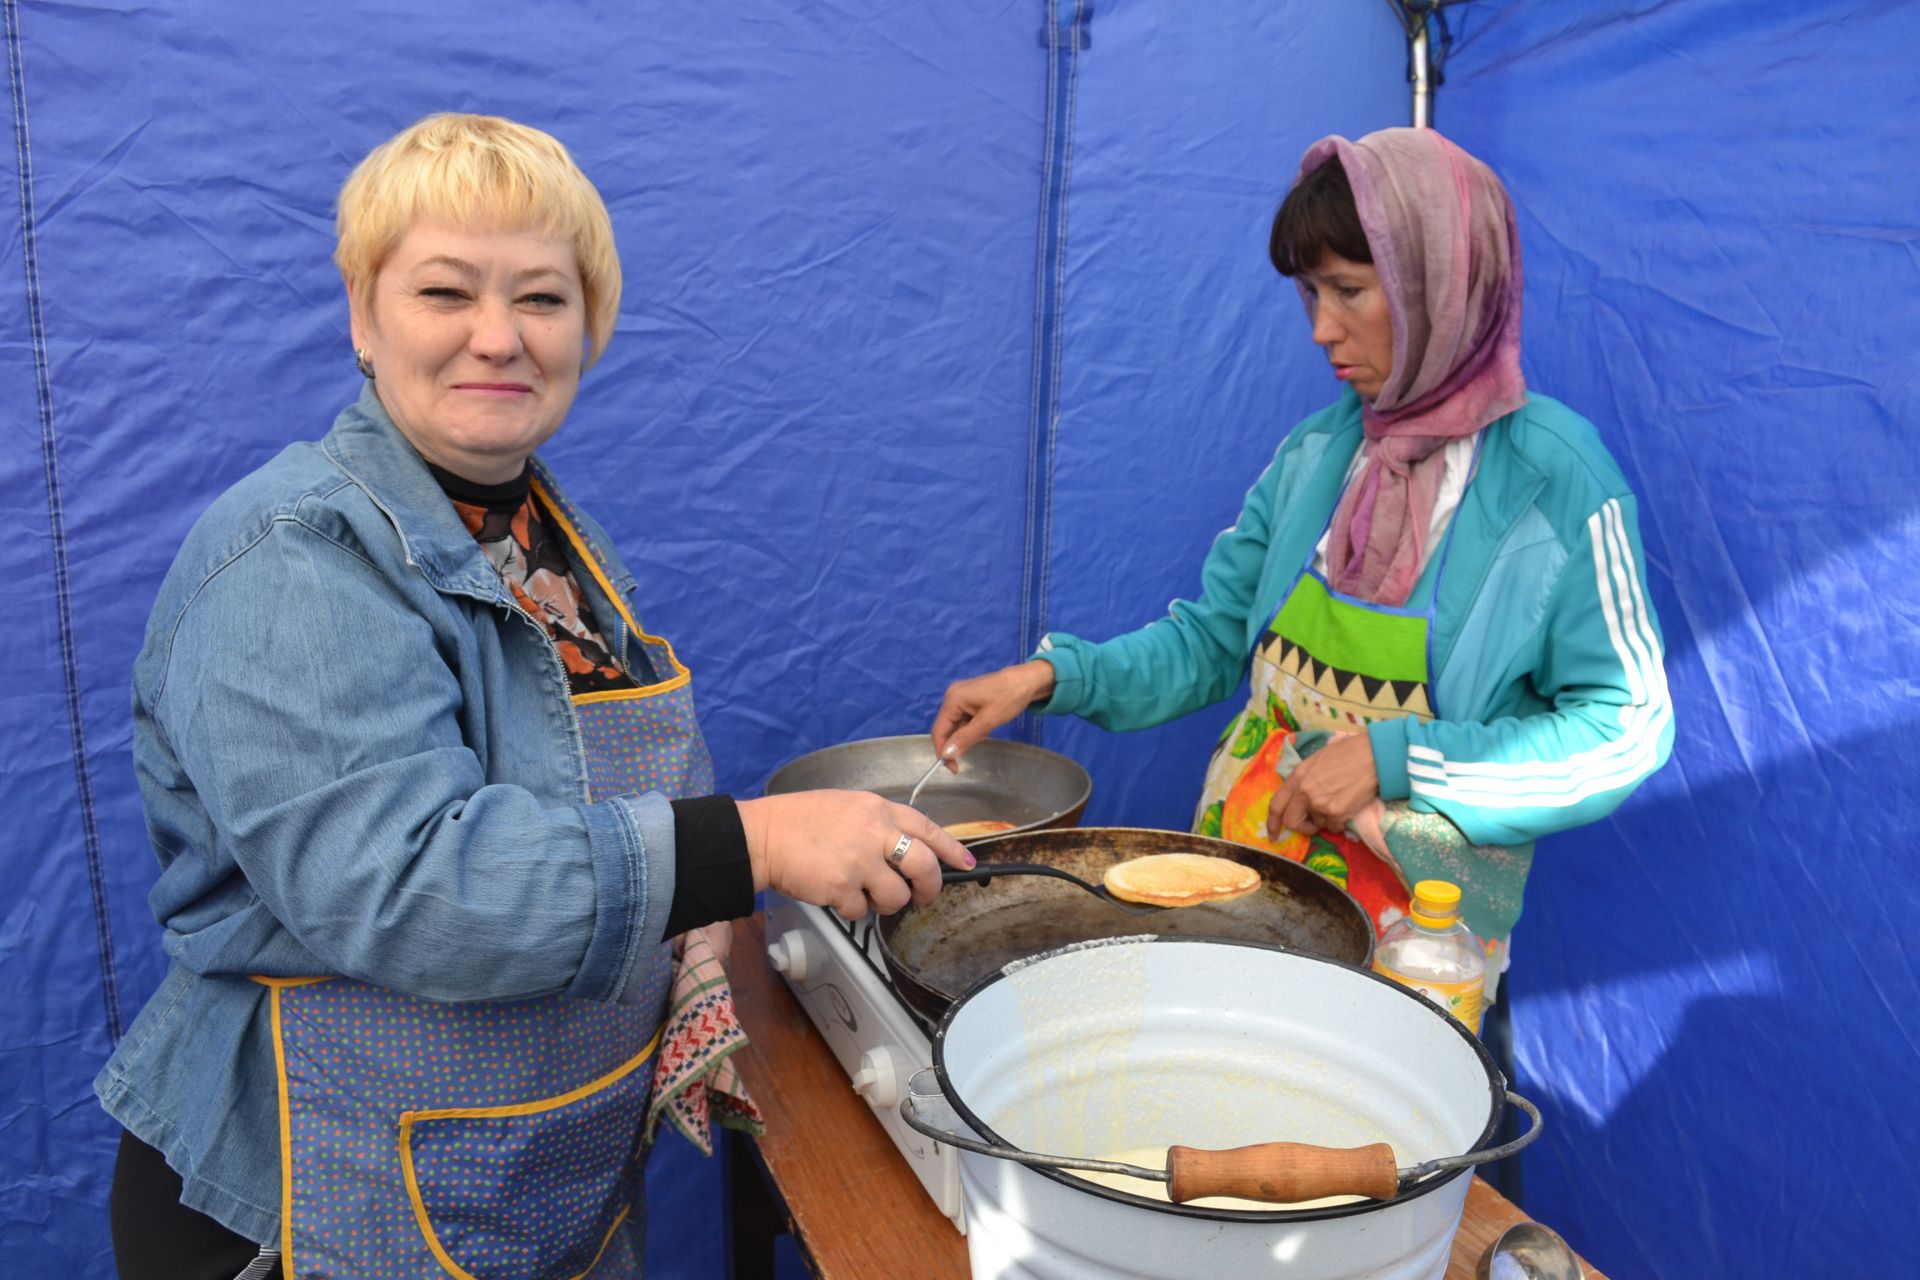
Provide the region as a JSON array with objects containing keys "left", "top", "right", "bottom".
[{"left": 646, "top": 927, "right": 764, "bottom": 1155}]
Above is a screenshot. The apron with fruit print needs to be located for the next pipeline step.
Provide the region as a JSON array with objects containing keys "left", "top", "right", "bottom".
[{"left": 1193, "top": 441, "right": 1518, "bottom": 978}]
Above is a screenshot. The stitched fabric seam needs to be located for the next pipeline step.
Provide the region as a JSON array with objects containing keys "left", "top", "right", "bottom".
[
  {"left": 1019, "top": 0, "right": 1082, "bottom": 746},
  {"left": 1043, "top": 0, "right": 1082, "bottom": 724},
  {"left": 1018, "top": 1, "right": 1057, "bottom": 688},
  {"left": 7, "top": 0, "right": 123, "bottom": 1041}
]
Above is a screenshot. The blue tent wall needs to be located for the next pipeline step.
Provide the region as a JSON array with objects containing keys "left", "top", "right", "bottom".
[
  {"left": 1433, "top": 4, "right": 1920, "bottom": 1275},
  {"left": 1043, "top": 3, "right": 1406, "bottom": 825},
  {"left": 6, "top": 3, "right": 1918, "bottom": 1278},
  {"left": 2, "top": 3, "right": 1054, "bottom": 1275},
  {"left": 2, "top": 18, "right": 123, "bottom": 1272},
  {"left": 1039, "top": 3, "right": 1920, "bottom": 1275}
]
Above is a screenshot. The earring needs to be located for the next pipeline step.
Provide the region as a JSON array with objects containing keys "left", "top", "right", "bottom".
[{"left": 355, "top": 347, "right": 376, "bottom": 380}]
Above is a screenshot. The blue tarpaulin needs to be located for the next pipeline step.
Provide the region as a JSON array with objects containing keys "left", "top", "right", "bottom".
[{"left": 4, "top": 3, "right": 1915, "bottom": 1277}]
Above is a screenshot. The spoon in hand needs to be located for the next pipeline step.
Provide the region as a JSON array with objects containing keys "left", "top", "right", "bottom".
[{"left": 906, "top": 744, "right": 958, "bottom": 810}]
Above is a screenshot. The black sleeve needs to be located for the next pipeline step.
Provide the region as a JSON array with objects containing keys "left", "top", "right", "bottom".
[{"left": 664, "top": 794, "right": 755, "bottom": 936}]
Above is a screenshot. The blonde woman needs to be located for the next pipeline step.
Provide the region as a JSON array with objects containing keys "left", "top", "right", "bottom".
[{"left": 97, "top": 114, "right": 970, "bottom": 1279}]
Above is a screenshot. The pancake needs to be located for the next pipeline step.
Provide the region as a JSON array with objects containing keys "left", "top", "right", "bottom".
[
  {"left": 942, "top": 819, "right": 1019, "bottom": 839},
  {"left": 1102, "top": 853, "right": 1261, "bottom": 908}
]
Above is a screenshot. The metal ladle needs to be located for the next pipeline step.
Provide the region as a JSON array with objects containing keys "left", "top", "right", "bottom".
[
  {"left": 1477, "top": 1223, "right": 1584, "bottom": 1280},
  {"left": 902, "top": 1069, "right": 1542, "bottom": 1205}
]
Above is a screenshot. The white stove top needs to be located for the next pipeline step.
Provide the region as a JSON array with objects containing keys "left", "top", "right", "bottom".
[{"left": 763, "top": 895, "right": 965, "bottom": 1231}]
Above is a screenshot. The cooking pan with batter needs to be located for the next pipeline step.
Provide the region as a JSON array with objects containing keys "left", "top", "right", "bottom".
[{"left": 878, "top": 827, "right": 1374, "bottom": 1023}]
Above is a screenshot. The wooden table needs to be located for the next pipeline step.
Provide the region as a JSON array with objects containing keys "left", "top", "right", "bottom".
[{"left": 724, "top": 913, "right": 1605, "bottom": 1280}]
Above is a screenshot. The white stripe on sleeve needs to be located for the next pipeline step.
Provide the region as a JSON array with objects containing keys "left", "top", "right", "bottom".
[{"left": 1407, "top": 500, "right": 1669, "bottom": 810}]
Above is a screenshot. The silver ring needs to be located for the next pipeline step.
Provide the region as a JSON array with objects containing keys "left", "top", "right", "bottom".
[{"left": 887, "top": 832, "right": 914, "bottom": 868}]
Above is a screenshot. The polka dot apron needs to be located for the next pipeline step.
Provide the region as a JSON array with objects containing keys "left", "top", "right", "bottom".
[{"left": 258, "top": 487, "right": 714, "bottom": 1279}]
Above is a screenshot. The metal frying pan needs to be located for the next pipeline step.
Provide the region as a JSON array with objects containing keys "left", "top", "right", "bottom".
[
  {"left": 763, "top": 734, "right": 1092, "bottom": 836},
  {"left": 878, "top": 827, "right": 1375, "bottom": 1024}
]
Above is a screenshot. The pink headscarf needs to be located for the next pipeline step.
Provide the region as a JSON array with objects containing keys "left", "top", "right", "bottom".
[{"left": 1301, "top": 128, "right": 1527, "bottom": 606}]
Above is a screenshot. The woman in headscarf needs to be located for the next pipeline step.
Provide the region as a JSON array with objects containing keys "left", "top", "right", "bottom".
[{"left": 933, "top": 128, "right": 1673, "bottom": 1013}]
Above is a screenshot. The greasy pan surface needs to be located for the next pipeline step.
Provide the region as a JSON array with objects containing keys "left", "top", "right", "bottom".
[
  {"left": 763, "top": 735, "right": 1091, "bottom": 835},
  {"left": 879, "top": 828, "right": 1375, "bottom": 1022}
]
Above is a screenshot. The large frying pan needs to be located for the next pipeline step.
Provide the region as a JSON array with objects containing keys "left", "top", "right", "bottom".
[
  {"left": 878, "top": 827, "right": 1376, "bottom": 1024},
  {"left": 763, "top": 734, "right": 1092, "bottom": 836}
]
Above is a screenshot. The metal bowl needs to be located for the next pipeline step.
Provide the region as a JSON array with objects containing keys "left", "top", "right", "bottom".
[{"left": 762, "top": 734, "right": 1092, "bottom": 838}]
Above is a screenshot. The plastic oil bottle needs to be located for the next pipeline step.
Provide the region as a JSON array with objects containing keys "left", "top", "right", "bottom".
[{"left": 1373, "top": 880, "right": 1486, "bottom": 1034}]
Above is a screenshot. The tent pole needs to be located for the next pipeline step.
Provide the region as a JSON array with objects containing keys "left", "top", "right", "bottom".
[{"left": 1410, "top": 20, "right": 1432, "bottom": 128}]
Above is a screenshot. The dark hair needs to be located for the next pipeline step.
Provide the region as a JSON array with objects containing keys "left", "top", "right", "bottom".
[{"left": 1269, "top": 159, "right": 1372, "bottom": 277}]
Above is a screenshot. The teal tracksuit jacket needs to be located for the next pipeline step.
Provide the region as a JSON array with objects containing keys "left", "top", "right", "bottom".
[{"left": 1036, "top": 390, "right": 1673, "bottom": 855}]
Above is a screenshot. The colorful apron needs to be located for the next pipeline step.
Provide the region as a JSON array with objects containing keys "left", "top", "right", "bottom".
[
  {"left": 260, "top": 486, "right": 714, "bottom": 1279},
  {"left": 1194, "top": 441, "right": 1520, "bottom": 975}
]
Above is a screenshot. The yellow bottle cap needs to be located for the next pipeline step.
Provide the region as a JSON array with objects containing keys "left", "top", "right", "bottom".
[{"left": 1409, "top": 879, "right": 1462, "bottom": 928}]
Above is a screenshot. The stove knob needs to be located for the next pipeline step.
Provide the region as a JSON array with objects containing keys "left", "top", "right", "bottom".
[
  {"left": 765, "top": 932, "right": 814, "bottom": 982},
  {"left": 850, "top": 1046, "right": 906, "bottom": 1109}
]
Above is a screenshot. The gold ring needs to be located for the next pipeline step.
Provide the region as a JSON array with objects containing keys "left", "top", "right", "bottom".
[{"left": 887, "top": 832, "right": 913, "bottom": 868}]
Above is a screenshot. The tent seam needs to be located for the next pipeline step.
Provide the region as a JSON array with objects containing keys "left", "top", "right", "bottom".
[
  {"left": 1018, "top": 4, "right": 1054, "bottom": 703},
  {"left": 1019, "top": 0, "right": 1084, "bottom": 745},
  {"left": 5, "top": 0, "right": 124, "bottom": 1042},
  {"left": 1046, "top": 0, "right": 1082, "bottom": 676}
]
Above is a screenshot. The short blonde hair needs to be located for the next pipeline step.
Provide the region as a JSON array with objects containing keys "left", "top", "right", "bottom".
[{"left": 335, "top": 113, "right": 621, "bottom": 365}]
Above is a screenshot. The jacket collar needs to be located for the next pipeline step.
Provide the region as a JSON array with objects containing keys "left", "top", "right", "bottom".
[
  {"left": 1267, "top": 391, "right": 1549, "bottom": 623},
  {"left": 1298, "top": 390, "right": 1549, "bottom": 544},
  {"left": 320, "top": 382, "right": 533, "bottom": 599},
  {"left": 1461, "top": 399, "right": 1548, "bottom": 535}
]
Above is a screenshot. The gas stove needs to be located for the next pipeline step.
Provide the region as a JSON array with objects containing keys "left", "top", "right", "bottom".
[{"left": 763, "top": 895, "right": 965, "bottom": 1231}]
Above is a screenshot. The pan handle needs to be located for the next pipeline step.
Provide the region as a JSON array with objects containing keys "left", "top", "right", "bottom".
[
  {"left": 939, "top": 863, "right": 1166, "bottom": 915},
  {"left": 940, "top": 862, "right": 1087, "bottom": 889}
]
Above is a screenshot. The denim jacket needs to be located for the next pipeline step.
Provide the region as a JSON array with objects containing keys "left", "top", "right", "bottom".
[{"left": 95, "top": 385, "right": 682, "bottom": 1245}]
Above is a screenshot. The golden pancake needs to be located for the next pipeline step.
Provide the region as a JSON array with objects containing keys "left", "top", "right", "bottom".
[
  {"left": 1102, "top": 853, "right": 1261, "bottom": 908},
  {"left": 941, "top": 819, "right": 1019, "bottom": 840}
]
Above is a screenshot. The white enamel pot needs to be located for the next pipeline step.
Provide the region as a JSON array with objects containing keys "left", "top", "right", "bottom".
[{"left": 914, "top": 936, "right": 1518, "bottom": 1280}]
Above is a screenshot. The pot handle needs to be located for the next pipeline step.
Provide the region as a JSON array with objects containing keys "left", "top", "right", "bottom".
[
  {"left": 901, "top": 1070, "right": 1545, "bottom": 1206},
  {"left": 1394, "top": 1089, "right": 1544, "bottom": 1188},
  {"left": 899, "top": 1069, "right": 1175, "bottom": 1182},
  {"left": 898, "top": 1068, "right": 969, "bottom": 1145},
  {"left": 899, "top": 1068, "right": 1033, "bottom": 1162},
  {"left": 1166, "top": 1141, "right": 1400, "bottom": 1204},
  {"left": 1169, "top": 1091, "right": 1543, "bottom": 1204}
]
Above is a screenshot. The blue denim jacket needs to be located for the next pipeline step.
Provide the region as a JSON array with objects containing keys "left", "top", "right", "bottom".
[{"left": 95, "top": 385, "right": 682, "bottom": 1245}]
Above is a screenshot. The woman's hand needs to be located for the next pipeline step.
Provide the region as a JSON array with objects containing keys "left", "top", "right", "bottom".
[
  {"left": 1268, "top": 732, "right": 1380, "bottom": 838},
  {"left": 931, "top": 660, "right": 1057, "bottom": 764},
  {"left": 734, "top": 790, "right": 975, "bottom": 920}
]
